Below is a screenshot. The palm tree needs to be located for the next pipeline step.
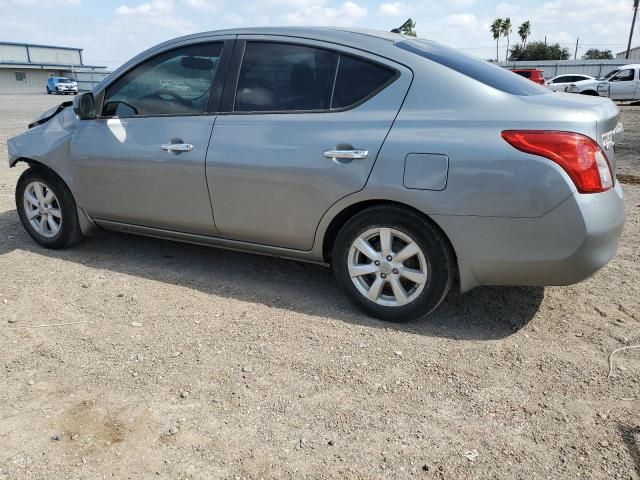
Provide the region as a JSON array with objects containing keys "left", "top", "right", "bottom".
[
  {"left": 490, "top": 18, "right": 502, "bottom": 62},
  {"left": 501, "top": 17, "right": 512, "bottom": 61},
  {"left": 400, "top": 19, "right": 417, "bottom": 37},
  {"left": 518, "top": 21, "right": 531, "bottom": 48}
]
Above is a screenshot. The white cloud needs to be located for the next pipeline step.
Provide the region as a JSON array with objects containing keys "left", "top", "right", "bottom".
[
  {"left": 442, "top": 13, "right": 477, "bottom": 27},
  {"left": 116, "top": 0, "right": 174, "bottom": 16},
  {"left": 284, "top": 1, "right": 367, "bottom": 26},
  {"left": 9, "top": 0, "right": 81, "bottom": 5},
  {"left": 378, "top": 2, "right": 406, "bottom": 16},
  {"left": 182, "top": 0, "right": 219, "bottom": 8}
]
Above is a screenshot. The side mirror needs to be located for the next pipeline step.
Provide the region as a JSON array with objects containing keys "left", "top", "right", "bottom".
[{"left": 73, "top": 92, "right": 96, "bottom": 119}]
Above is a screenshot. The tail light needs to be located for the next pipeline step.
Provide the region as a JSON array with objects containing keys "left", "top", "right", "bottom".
[{"left": 501, "top": 130, "right": 613, "bottom": 193}]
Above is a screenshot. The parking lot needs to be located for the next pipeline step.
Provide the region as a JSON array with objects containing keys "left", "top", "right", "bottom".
[{"left": 0, "top": 94, "right": 639, "bottom": 479}]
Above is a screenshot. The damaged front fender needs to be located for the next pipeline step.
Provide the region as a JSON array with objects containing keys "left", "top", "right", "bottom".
[
  {"left": 7, "top": 105, "right": 78, "bottom": 185},
  {"left": 7, "top": 105, "right": 99, "bottom": 235}
]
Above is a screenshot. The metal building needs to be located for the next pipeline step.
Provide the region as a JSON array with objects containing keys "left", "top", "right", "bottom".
[
  {"left": 616, "top": 46, "right": 640, "bottom": 60},
  {"left": 0, "top": 41, "right": 111, "bottom": 94}
]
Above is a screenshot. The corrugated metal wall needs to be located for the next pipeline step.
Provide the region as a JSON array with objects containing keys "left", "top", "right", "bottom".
[
  {"left": 0, "top": 68, "right": 110, "bottom": 93},
  {"left": 0, "top": 43, "right": 82, "bottom": 66},
  {"left": 28, "top": 46, "right": 82, "bottom": 66},
  {"left": 615, "top": 47, "right": 640, "bottom": 60},
  {"left": 73, "top": 70, "right": 112, "bottom": 91},
  {"left": 498, "top": 59, "right": 630, "bottom": 79},
  {"left": 0, "top": 44, "right": 29, "bottom": 63},
  {"left": 0, "top": 69, "right": 59, "bottom": 94}
]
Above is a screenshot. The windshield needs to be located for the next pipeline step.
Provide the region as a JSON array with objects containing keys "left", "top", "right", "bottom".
[
  {"left": 396, "top": 39, "right": 548, "bottom": 96},
  {"left": 57, "top": 78, "right": 74, "bottom": 83},
  {"left": 601, "top": 69, "right": 619, "bottom": 80}
]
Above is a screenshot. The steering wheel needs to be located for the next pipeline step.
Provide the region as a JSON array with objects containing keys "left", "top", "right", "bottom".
[{"left": 142, "top": 89, "right": 192, "bottom": 107}]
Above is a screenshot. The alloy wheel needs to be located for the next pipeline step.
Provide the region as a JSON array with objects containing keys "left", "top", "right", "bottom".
[
  {"left": 348, "top": 227, "right": 428, "bottom": 307},
  {"left": 23, "top": 181, "right": 62, "bottom": 238}
]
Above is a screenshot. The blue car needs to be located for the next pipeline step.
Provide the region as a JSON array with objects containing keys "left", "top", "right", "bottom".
[{"left": 46, "top": 77, "right": 78, "bottom": 95}]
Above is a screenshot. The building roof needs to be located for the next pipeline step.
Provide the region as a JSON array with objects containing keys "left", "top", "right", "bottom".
[
  {"left": 616, "top": 45, "right": 640, "bottom": 55},
  {"left": 0, "top": 41, "right": 82, "bottom": 51},
  {"left": 0, "top": 62, "right": 107, "bottom": 70}
]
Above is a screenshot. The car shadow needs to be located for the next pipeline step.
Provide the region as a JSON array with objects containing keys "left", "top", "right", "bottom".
[
  {"left": 0, "top": 209, "right": 543, "bottom": 340},
  {"left": 619, "top": 425, "right": 640, "bottom": 478}
]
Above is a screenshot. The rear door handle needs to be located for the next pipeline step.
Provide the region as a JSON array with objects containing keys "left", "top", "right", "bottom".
[
  {"left": 323, "top": 149, "right": 369, "bottom": 160},
  {"left": 161, "top": 143, "right": 193, "bottom": 152}
]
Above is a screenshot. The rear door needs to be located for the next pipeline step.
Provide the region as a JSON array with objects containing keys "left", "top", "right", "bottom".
[{"left": 205, "top": 37, "right": 412, "bottom": 250}]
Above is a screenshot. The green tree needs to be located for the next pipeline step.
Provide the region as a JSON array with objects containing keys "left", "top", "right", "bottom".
[
  {"left": 400, "top": 19, "right": 417, "bottom": 37},
  {"left": 490, "top": 18, "right": 503, "bottom": 62},
  {"left": 518, "top": 20, "right": 531, "bottom": 47},
  {"left": 509, "top": 41, "right": 570, "bottom": 61},
  {"left": 501, "top": 18, "right": 512, "bottom": 61},
  {"left": 582, "top": 48, "right": 614, "bottom": 60}
]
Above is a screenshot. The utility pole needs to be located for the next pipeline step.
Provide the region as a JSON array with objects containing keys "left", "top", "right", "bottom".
[
  {"left": 574, "top": 38, "right": 579, "bottom": 59},
  {"left": 626, "top": 0, "right": 639, "bottom": 59}
]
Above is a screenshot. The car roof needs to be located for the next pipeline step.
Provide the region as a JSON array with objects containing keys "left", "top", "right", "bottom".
[
  {"left": 552, "top": 74, "right": 592, "bottom": 78},
  {"left": 153, "top": 26, "right": 405, "bottom": 53},
  {"left": 180, "top": 26, "right": 403, "bottom": 42}
]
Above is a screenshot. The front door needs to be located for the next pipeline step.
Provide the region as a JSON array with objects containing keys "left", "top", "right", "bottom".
[
  {"left": 607, "top": 68, "right": 639, "bottom": 100},
  {"left": 71, "top": 40, "right": 231, "bottom": 235},
  {"left": 205, "top": 38, "right": 412, "bottom": 250}
]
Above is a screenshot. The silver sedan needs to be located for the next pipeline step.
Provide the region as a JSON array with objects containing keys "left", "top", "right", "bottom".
[{"left": 7, "top": 27, "right": 625, "bottom": 321}]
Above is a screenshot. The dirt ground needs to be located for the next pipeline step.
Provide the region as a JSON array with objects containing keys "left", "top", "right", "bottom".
[{"left": 0, "top": 94, "right": 639, "bottom": 480}]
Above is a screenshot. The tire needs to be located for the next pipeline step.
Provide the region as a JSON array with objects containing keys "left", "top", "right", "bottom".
[
  {"left": 332, "top": 206, "right": 454, "bottom": 322},
  {"left": 46, "top": 87, "right": 51, "bottom": 94},
  {"left": 16, "top": 167, "right": 82, "bottom": 249},
  {"left": 581, "top": 90, "right": 599, "bottom": 96}
]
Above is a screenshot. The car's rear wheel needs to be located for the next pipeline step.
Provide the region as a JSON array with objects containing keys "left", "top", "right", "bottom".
[
  {"left": 46, "top": 87, "right": 51, "bottom": 94},
  {"left": 16, "top": 168, "right": 82, "bottom": 249},
  {"left": 332, "top": 206, "right": 454, "bottom": 322}
]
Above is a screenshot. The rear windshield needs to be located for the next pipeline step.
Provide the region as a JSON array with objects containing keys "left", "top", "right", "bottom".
[{"left": 396, "top": 39, "right": 548, "bottom": 96}]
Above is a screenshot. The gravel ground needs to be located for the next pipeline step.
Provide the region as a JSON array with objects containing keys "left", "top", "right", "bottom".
[{"left": 0, "top": 94, "right": 639, "bottom": 480}]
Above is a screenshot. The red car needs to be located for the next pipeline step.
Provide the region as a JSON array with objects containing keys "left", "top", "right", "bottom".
[{"left": 510, "top": 68, "right": 545, "bottom": 85}]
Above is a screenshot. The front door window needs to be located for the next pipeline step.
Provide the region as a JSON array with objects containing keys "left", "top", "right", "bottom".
[{"left": 102, "top": 43, "right": 223, "bottom": 117}]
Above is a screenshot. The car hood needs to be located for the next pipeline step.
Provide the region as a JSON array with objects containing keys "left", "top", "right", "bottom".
[{"left": 574, "top": 79, "right": 606, "bottom": 88}]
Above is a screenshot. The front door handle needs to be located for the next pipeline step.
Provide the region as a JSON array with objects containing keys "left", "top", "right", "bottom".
[
  {"left": 323, "top": 149, "right": 369, "bottom": 160},
  {"left": 161, "top": 143, "right": 193, "bottom": 153}
]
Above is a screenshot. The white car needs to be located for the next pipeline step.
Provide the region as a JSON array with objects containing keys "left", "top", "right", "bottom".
[
  {"left": 545, "top": 74, "right": 594, "bottom": 92},
  {"left": 565, "top": 64, "right": 640, "bottom": 100}
]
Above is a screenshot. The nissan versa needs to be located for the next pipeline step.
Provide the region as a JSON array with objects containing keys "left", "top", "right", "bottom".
[{"left": 7, "top": 28, "right": 626, "bottom": 321}]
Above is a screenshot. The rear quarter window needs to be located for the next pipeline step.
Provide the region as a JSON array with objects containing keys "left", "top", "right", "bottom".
[
  {"left": 331, "top": 55, "right": 396, "bottom": 109},
  {"left": 397, "top": 39, "right": 548, "bottom": 96}
]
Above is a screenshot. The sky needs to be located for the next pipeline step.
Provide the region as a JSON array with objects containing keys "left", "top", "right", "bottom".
[{"left": 0, "top": 0, "right": 638, "bottom": 69}]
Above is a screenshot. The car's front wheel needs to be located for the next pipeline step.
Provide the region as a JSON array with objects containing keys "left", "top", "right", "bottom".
[
  {"left": 332, "top": 206, "right": 454, "bottom": 322},
  {"left": 16, "top": 168, "right": 82, "bottom": 249}
]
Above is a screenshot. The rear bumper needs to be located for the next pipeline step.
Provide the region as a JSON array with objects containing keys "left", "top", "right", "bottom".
[{"left": 435, "top": 182, "right": 625, "bottom": 292}]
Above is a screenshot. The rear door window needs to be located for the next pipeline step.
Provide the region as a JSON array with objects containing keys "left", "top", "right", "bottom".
[
  {"left": 235, "top": 42, "right": 338, "bottom": 112},
  {"left": 233, "top": 42, "right": 398, "bottom": 113}
]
